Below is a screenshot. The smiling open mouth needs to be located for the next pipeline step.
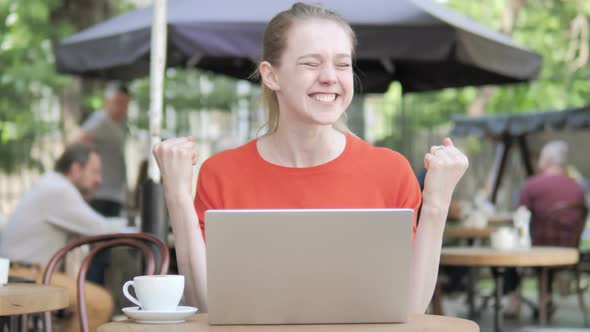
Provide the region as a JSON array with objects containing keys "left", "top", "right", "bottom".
[{"left": 310, "top": 93, "right": 338, "bottom": 102}]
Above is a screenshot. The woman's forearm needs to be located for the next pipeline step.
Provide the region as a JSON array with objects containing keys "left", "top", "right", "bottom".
[
  {"left": 152, "top": 137, "right": 208, "bottom": 310},
  {"left": 409, "top": 137, "right": 468, "bottom": 312},
  {"left": 164, "top": 191, "right": 208, "bottom": 312},
  {"left": 408, "top": 194, "right": 450, "bottom": 313}
]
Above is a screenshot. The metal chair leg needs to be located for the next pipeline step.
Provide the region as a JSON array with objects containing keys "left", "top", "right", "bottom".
[
  {"left": 8, "top": 316, "right": 19, "bottom": 332},
  {"left": 538, "top": 267, "right": 550, "bottom": 326},
  {"left": 575, "top": 265, "right": 589, "bottom": 327},
  {"left": 19, "top": 315, "right": 26, "bottom": 332},
  {"left": 492, "top": 267, "right": 505, "bottom": 332}
]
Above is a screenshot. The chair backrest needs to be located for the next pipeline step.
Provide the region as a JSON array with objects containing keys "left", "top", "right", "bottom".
[
  {"left": 41, "top": 233, "right": 170, "bottom": 332},
  {"left": 543, "top": 201, "right": 588, "bottom": 248}
]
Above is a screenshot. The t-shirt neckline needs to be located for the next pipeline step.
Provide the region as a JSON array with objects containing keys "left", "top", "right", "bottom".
[{"left": 251, "top": 133, "right": 353, "bottom": 174}]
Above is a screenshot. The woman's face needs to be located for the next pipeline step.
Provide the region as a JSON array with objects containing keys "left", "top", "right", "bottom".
[{"left": 271, "top": 19, "right": 354, "bottom": 128}]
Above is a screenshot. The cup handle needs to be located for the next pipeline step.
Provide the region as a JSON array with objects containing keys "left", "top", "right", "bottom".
[{"left": 122, "top": 281, "right": 141, "bottom": 307}]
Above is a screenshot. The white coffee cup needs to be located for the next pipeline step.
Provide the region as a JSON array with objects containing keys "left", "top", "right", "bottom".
[
  {"left": 0, "top": 257, "right": 9, "bottom": 286},
  {"left": 123, "top": 275, "right": 184, "bottom": 311}
]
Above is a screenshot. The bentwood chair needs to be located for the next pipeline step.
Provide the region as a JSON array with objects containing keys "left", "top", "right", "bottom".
[{"left": 41, "top": 233, "right": 170, "bottom": 332}]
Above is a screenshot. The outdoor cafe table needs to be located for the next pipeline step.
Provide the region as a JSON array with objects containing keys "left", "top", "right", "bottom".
[
  {"left": 0, "top": 283, "right": 68, "bottom": 316},
  {"left": 1, "top": 283, "right": 69, "bottom": 331},
  {"left": 440, "top": 246, "right": 579, "bottom": 332},
  {"left": 443, "top": 226, "right": 496, "bottom": 239},
  {"left": 99, "top": 313, "right": 479, "bottom": 332},
  {"left": 487, "top": 213, "right": 513, "bottom": 226}
]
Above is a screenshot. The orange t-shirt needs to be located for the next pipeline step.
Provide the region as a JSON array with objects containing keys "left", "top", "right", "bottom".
[{"left": 194, "top": 134, "right": 422, "bottom": 238}]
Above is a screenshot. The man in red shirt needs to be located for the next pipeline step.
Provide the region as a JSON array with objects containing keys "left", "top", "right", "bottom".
[
  {"left": 506, "top": 140, "right": 586, "bottom": 317},
  {"left": 520, "top": 141, "right": 586, "bottom": 246}
]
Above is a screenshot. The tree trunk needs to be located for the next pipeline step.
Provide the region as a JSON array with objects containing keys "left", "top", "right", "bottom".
[{"left": 467, "top": 0, "right": 526, "bottom": 117}]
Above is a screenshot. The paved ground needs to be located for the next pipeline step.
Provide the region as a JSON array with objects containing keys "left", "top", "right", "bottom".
[{"left": 438, "top": 276, "right": 589, "bottom": 332}]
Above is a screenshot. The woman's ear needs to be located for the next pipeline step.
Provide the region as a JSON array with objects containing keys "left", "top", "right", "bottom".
[{"left": 259, "top": 61, "right": 280, "bottom": 91}]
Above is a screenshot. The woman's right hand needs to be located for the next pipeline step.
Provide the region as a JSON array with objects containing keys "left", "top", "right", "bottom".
[
  {"left": 152, "top": 136, "right": 199, "bottom": 197},
  {"left": 422, "top": 137, "right": 469, "bottom": 207}
]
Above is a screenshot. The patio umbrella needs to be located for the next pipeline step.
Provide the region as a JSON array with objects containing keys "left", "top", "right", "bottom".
[{"left": 55, "top": 0, "right": 542, "bottom": 93}]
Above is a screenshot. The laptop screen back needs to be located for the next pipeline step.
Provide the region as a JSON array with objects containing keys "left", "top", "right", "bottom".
[{"left": 205, "top": 209, "right": 413, "bottom": 325}]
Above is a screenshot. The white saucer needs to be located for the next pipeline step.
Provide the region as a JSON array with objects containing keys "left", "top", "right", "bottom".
[{"left": 122, "top": 306, "right": 198, "bottom": 324}]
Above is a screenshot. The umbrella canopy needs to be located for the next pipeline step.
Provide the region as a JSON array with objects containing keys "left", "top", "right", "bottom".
[
  {"left": 450, "top": 105, "right": 590, "bottom": 203},
  {"left": 452, "top": 106, "right": 590, "bottom": 139},
  {"left": 55, "top": 0, "right": 542, "bottom": 93}
]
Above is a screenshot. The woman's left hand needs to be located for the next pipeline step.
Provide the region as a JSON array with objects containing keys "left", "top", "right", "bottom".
[{"left": 422, "top": 137, "right": 469, "bottom": 204}]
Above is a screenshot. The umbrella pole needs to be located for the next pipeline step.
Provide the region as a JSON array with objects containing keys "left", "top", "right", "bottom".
[{"left": 142, "top": 0, "right": 168, "bottom": 249}]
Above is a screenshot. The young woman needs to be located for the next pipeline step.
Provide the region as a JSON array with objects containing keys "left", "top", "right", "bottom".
[{"left": 153, "top": 2, "right": 469, "bottom": 314}]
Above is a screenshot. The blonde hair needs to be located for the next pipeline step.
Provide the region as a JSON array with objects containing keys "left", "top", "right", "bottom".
[{"left": 257, "top": 2, "right": 357, "bottom": 135}]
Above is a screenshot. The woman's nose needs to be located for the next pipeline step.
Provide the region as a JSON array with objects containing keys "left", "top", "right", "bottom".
[{"left": 318, "top": 65, "right": 337, "bottom": 84}]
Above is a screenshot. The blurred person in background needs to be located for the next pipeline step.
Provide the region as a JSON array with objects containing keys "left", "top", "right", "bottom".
[
  {"left": 78, "top": 83, "right": 130, "bottom": 217},
  {"left": 0, "top": 143, "right": 125, "bottom": 332},
  {"left": 504, "top": 140, "right": 586, "bottom": 317},
  {"left": 523, "top": 141, "right": 585, "bottom": 247},
  {"left": 77, "top": 82, "right": 130, "bottom": 285}
]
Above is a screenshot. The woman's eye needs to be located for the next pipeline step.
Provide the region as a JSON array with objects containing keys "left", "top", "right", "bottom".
[
  {"left": 337, "top": 63, "right": 351, "bottom": 68},
  {"left": 302, "top": 62, "right": 319, "bottom": 67}
]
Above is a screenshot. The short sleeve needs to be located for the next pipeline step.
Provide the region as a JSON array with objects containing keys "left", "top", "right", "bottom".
[
  {"left": 82, "top": 111, "right": 107, "bottom": 135},
  {"left": 194, "top": 160, "right": 221, "bottom": 240},
  {"left": 399, "top": 165, "right": 422, "bottom": 238}
]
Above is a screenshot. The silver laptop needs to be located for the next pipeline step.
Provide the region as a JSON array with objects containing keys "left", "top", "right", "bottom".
[{"left": 205, "top": 209, "right": 413, "bottom": 325}]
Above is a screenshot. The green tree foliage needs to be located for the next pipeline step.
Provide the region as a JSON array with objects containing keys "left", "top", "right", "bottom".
[
  {"left": 129, "top": 69, "right": 244, "bottom": 136},
  {"left": 0, "top": 0, "right": 74, "bottom": 172},
  {"left": 481, "top": 0, "right": 590, "bottom": 112},
  {"left": 382, "top": 0, "right": 590, "bottom": 135},
  {"left": 0, "top": 0, "right": 246, "bottom": 174}
]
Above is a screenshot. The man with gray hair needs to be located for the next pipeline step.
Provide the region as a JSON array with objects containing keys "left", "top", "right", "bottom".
[
  {"left": 538, "top": 140, "right": 568, "bottom": 171},
  {"left": 504, "top": 140, "right": 585, "bottom": 317},
  {"left": 523, "top": 140, "right": 585, "bottom": 246},
  {"left": 78, "top": 82, "right": 130, "bottom": 285}
]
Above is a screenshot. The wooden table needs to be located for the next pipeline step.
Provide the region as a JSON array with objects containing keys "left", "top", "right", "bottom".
[
  {"left": 440, "top": 246, "right": 578, "bottom": 332},
  {"left": 1, "top": 283, "right": 69, "bottom": 332},
  {"left": 99, "top": 313, "right": 479, "bottom": 332},
  {"left": 443, "top": 227, "right": 496, "bottom": 239},
  {"left": 0, "top": 283, "right": 69, "bottom": 316},
  {"left": 487, "top": 213, "right": 513, "bottom": 226}
]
